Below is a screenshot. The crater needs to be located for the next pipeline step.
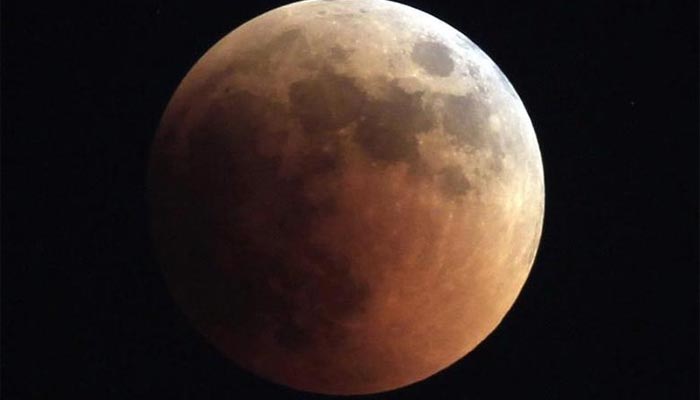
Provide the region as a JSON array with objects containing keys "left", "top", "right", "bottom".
[
  {"left": 411, "top": 41, "right": 454, "bottom": 77},
  {"left": 466, "top": 63, "right": 481, "bottom": 79}
]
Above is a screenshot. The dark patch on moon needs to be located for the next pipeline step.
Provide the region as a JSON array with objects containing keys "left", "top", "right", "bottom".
[
  {"left": 289, "top": 71, "right": 436, "bottom": 170},
  {"left": 438, "top": 165, "right": 471, "bottom": 197},
  {"left": 442, "top": 94, "right": 490, "bottom": 149},
  {"left": 411, "top": 41, "right": 454, "bottom": 77},
  {"left": 266, "top": 28, "right": 304, "bottom": 54},
  {"left": 270, "top": 247, "right": 370, "bottom": 352},
  {"left": 328, "top": 46, "right": 353, "bottom": 63},
  {"left": 442, "top": 93, "right": 506, "bottom": 173},
  {"left": 164, "top": 88, "right": 372, "bottom": 354},
  {"left": 289, "top": 70, "right": 366, "bottom": 136},
  {"left": 355, "top": 82, "right": 435, "bottom": 165},
  {"left": 305, "top": 249, "right": 370, "bottom": 319}
]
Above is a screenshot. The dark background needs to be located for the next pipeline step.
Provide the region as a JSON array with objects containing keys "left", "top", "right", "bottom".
[{"left": 3, "top": 0, "right": 698, "bottom": 398}]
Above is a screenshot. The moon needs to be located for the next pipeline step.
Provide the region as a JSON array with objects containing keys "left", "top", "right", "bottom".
[{"left": 149, "top": 0, "right": 544, "bottom": 395}]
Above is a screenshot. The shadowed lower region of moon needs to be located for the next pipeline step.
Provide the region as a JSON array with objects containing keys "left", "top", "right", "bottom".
[{"left": 149, "top": 0, "right": 544, "bottom": 395}]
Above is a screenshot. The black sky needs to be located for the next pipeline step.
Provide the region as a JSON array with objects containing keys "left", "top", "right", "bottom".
[{"left": 3, "top": 0, "right": 698, "bottom": 398}]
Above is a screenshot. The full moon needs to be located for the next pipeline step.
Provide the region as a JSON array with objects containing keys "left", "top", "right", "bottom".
[{"left": 149, "top": 0, "right": 544, "bottom": 395}]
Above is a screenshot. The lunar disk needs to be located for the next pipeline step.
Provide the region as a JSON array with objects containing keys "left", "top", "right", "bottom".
[{"left": 149, "top": 0, "right": 544, "bottom": 395}]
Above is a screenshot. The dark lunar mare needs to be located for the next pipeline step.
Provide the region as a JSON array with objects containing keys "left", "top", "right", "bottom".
[
  {"left": 411, "top": 41, "right": 455, "bottom": 77},
  {"left": 155, "top": 87, "right": 378, "bottom": 353}
]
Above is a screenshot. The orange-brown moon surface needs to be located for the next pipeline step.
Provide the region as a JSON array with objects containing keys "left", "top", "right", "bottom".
[{"left": 148, "top": 0, "right": 544, "bottom": 395}]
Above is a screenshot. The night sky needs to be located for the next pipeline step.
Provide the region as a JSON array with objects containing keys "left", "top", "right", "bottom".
[{"left": 3, "top": 1, "right": 698, "bottom": 398}]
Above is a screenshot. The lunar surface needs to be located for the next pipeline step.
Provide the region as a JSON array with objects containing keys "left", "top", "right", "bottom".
[{"left": 149, "top": 0, "right": 544, "bottom": 395}]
